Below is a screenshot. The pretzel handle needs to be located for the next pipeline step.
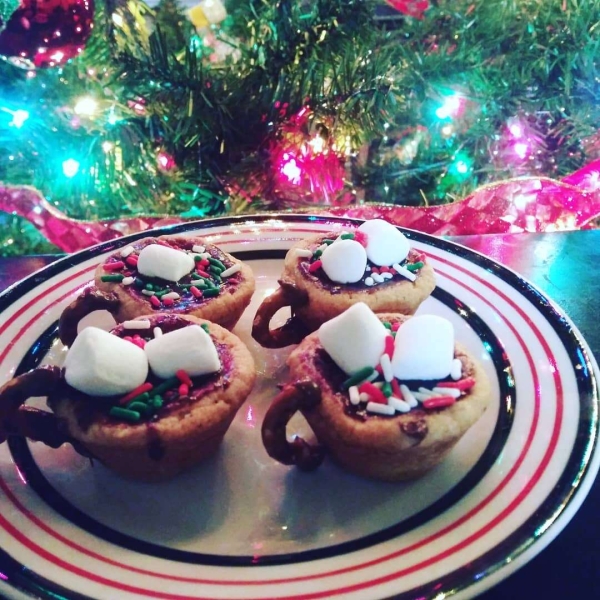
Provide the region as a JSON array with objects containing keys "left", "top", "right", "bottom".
[
  {"left": 252, "top": 280, "right": 309, "bottom": 348},
  {"left": 58, "top": 287, "right": 121, "bottom": 347},
  {"left": 261, "top": 381, "right": 325, "bottom": 471}
]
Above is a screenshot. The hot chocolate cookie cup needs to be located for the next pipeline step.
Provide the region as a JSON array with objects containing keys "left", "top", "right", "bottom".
[
  {"left": 0, "top": 315, "right": 256, "bottom": 482},
  {"left": 252, "top": 235, "right": 436, "bottom": 349},
  {"left": 262, "top": 314, "right": 490, "bottom": 482},
  {"left": 58, "top": 234, "right": 255, "bottom": 347}
]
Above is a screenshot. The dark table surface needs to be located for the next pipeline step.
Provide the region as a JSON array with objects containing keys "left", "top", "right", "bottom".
[{"left": 0, "top": 229, "right": 598, "bottom": 599}]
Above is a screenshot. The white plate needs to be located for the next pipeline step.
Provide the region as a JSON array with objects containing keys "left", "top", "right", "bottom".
[{"left": 0, "top": 215, "right": 597, "bottom": 600}]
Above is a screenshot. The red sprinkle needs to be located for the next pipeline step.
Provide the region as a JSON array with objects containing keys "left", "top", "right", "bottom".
[
  {"left": 391, "top": 378, "right": 402, "bottom": 398},
  {"left": 176, "top": 370, "right": 193, "bottom": 386},
  {"left": 123, "top": 335, "right": 133, "bottom": 342},
  {"left": 384, "top": 335, "right": 395, "bottom": 358},
  {"left": 178, "top": 383, "right": 189, "bottom": 396},
  {"left": 375, "top": 364, "right": 383, "bottom": 375},
  {"left": 353, "top": 230, "right": 368, "bottom": 247},
  {"left": 199, "top": 258, "right": 210, "bottom": 267},
  {"left": 391, "top": 322, "right": 401, "bottom": 332},
  {"left": 162, "top": 297, "right": 174, "bottom": 306},
  {"left": 370, "top": 266, "right": 379, "bottom": 274},
  {"left": 131, "top": 337, "right": 146, "bottom": 349},
  {"left": 126, "top": 256, "right": 138, "bottom": 267},
  {"left": 150, "top": 295, "right": 161, "bottom": 308},
  {"left": 190, "top": 286, "right": 203, "bottom": 298},
  {"left": 119, "top": 382, "right": 153, "bottom": 405},
  {"left": 379, "top": 266, "right": 390, "bottom": 273},
  {"left": 308, "top": 259, "right": 322, "bottom": 273},
  {"left": 103, "top": 261, "right": 125, "bottom": 272},
  {"left": 358, "top": 382, "right": 387, "bottom": 404},
  {"left": 423, "top": 396, "right": 456, "bottom": 409},
  {"left": 437, "top": 377, "right": 475, "bottom": 391},
  {"left": 196, "top": 268, "right": 211, "bottom": 278}
]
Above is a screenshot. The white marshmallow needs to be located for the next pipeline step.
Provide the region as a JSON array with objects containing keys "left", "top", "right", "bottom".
[
  {"left": 320, "top": 239, "right": 367, "bottom": 284},
  {"left": 358, "top": 219, "right": 410, "bottom": 266},
  {"left": 391, "top": 315, "right": 454, "bottom": 381},
  {"left": 64, "top": 327, "right": 148, "bottom": 397},
  {"left": 136, "top": 244, "right": 195, "bottom": 282},
  {"left": 144, "top": 325, "right": 220, "bottom": 380},
  {"left": 318, "top": 303, "right": 388, "bottom": 375}
]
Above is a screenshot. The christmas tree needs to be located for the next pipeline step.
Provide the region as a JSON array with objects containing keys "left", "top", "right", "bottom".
[{"left": 0, "top": 0, "right": 599, "bottom": 255}]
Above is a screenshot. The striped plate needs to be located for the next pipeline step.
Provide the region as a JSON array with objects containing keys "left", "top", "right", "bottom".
[{"left": 0, "top": 215, "right": 597, "bottom": 600}]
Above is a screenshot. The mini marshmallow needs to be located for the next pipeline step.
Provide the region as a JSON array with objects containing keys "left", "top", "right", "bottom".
[
  {"left": 144, "top": 325, "right": 220, "bottom": 380},
  {"left": 137, "top": 244, "right": 195, "bottom": 282},
  {"left": 320, "top": 239, "right": 367, "bottom": 284},
  {"left": 318, "top": 303, "right": 388, "bottom": 375},
  {"left": 358, "top": 219, "right": 410, "bottom": 267},
  {"left": 64, "top": 327, "right": 148, "bottom": 397},
  {"left": 391, "top": 315, "right": 454, "bottom": 381}
]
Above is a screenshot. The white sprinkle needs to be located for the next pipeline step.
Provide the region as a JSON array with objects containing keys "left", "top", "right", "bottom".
[
  {"left": 192, "top": 245, "right": 206, "bottom": 254},
  {"left": 295, "top": 248, "right": 313, "bottom": 258},
  {"left": 348, "top": 386, "right": 360, "bottom": 405},
  {"left": 153, "top": 327, "right": 163, "bottom": 338},
  {"left": 120, "top": 245, "right": 134, "bottom": 258},
  {"left": 433, "top": 386, "right": 461, "bottom": 398},
  {"left": 380, "top": 354, "right": 394, "bottom": 382},
  {"left": 122, "top": 276, "right": 135, "bottom": 286},
  {"left": 451, "top": 358, "right": 463, "bottom": 380},
  {"left": 411, "top": 391, "right": 433, "bottom": 402},
  {"left": 373, "top": 381, "right": 384, "bottom": 389},
  {"left": 400, "top": 384, "right": 419, "bottom": 408},
  {"left": 199, "top": 252, "right": 211, "bottom": 259},
  {"left": 220, "top": 263, "right": 241, "bottom": 278},
  {"left": 388, "top": 396, "right": 411, "bottom": 413},
  {"left": 359, "top": 392, "right": 371, "bottom": 403},
  {"left": 366, "top": 370, "right": 380, "bottom": 383},
  {"left": 365, "top": 266, "right": 371, "bottom": 271},
  {"left": 364, "top": 276, "right": 375, "bottom": 286},
  {"left": 123, "top": 319, "right": 151, "bottom": 330},
  {"left": 381, "top": 272, "right": 394, "bottom": 280},
  {"left": 366, "top": 401, "right": 395, "bottom": 416},
  {"left": 418, "top": 387, "right": 442, "bottom": 398},
  {"left": 317, "top": 243, "right": 328, "bottom": 253},
  {"left": 161, "top": 292, "right": 180, "bottom": 301},
  {"left": 372, "top": 273, "right": 384, "bottom": 284},
  {"left": 141, "top": 290, "right": 155, "bottom": 296},
  {"left": 392, "top": 262, "right": 417, "bottom": 282}
]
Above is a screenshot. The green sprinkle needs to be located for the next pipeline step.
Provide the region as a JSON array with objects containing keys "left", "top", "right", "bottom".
[
  {"left": 109, "top": 407, "right": 141, "bottom": 422},
  {"left": 342, "top": 366, "right": 375, "bottom": 390},
  {"left": 202, "top": 287, "right": 220, "bottom": 298},
  {"left": 101, "top": 274, "right": 124, "bottom": 283},
  {"left": 194, "top": 255, "right": 203, "bottom": 262},
  {"left": 145, "top": 283, "right": 154, "bottom": 290},
  {"left": 340, "top": 232, "right": 355, "bottom": 240},
  {"left": 191, "top": 272, "right": 203, "bottom": 279},
  {"left": 134, "top": 278, "right": 145, "bottom": 288},
  {"left": 323, "top": 239, "right": 335, "bottom": 245},
  {"left": 201, "top": 323, "right": 210, "bottom": 334},
  {"left": 382, "top": 382, "right": 393, "bottom": 398},
  {"left": 127, "top": 401, "right": 151, "bottom": 415},
  {"left": 383, "top": 322, "right": 392, "bottom": 330},
  {"left": 313, "top": 249, "right": 323, "bottom": 259},
  {"left": 209, "top": 265, "right": 223, "bottom": 274},
  {"left": 150, "top": 395, "right": 163, "bottom": 409},
  {"left": 208, "top": 257, "right": 226, "bottom": 270},
  {"left": 152, "top": 377, "right": 180, "bottom": 396},
  {"left": 155, "top": 289, "right": 172, "bottom": 298},
  {"left": 406, "top": 261, "right": 424, "bottom": 272},
  {"left": 126, "top": 391, "right": 150, "bottom": 406}
]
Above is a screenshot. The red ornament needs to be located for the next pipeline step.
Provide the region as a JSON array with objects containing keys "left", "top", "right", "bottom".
[
  {"left": 385, "top": 0, "right": 430, "bottom": 20},
  {"left": 0, "top": 0, "right": 95, "bottom": 69}
]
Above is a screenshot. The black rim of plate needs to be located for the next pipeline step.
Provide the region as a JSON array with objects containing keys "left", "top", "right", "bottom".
[{"left": 0, "top": 214, "right": 597, "bottom": 600}]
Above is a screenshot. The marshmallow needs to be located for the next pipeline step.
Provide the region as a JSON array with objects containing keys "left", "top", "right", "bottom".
[
  {"left": 144, "top": 325, "right": 220, "bottom": 380},
  {"left": 358, "top": 219, "right": 410, "bottom": 266},
  {"left": 391, "top": 315, "right": 454, "bottom": 381},
  {"left": 64, "top": 327, "right": 148, "bottom": 397},
  {"left": 320, "top": 239, "right": 367, "bottom": 284},
  {"left": 318, "top": 303, "right": 388, "bottom": 375},
  {"left": 136, "top": 244, "right": 195, "bottom": 282}
]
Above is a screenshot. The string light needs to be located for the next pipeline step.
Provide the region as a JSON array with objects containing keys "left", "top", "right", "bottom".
[
  {"left": 74, "top": 96, "right": 98, "bottom": 116},
  {"left": 2, "top": 108, "right": 29, "bottom": 128},
  {"left": 62, "top": 159, "right": 80, "bottom": 177}
]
